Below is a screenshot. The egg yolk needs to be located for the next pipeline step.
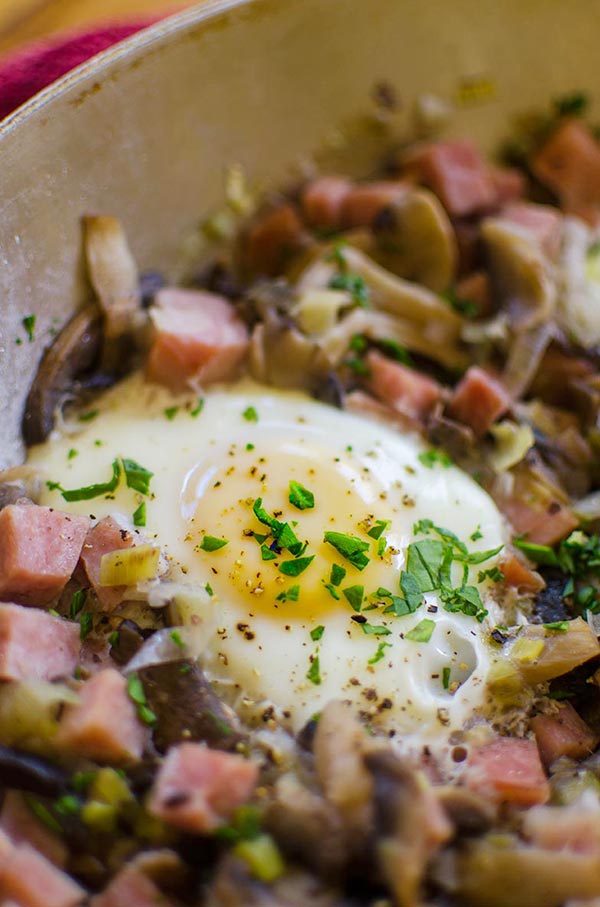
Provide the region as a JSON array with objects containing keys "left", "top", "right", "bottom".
[{"left": 182, "top": 438, "right": 415, "bottom": 622}]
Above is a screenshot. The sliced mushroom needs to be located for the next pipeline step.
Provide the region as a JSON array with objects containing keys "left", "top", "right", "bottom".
[
  {"left": 138, "top": 659, "right": 244, "bottom": 753},
  {"left": 482, "top": 219, "right": 556, "bottom": 329},
  {"left": 558, "top": 216, "right": 600, "bottom": 348},
  {"left": 83, "top": 215, "right": 142, "bottom": 340},
  {"left": 501, "top": 320, "right": 556, "bottom": 399},
  {"left": 22, "top": 304, "right": 103, "bottom": 445},
  {"left": 0, "top": 745, "right": 70, "bottom": 797},
  {"left": 371, "top": 187, "right": 457, "bottom": 292},
  {"left": 206, "top": 855, "right": 344, "bottom": 907}
]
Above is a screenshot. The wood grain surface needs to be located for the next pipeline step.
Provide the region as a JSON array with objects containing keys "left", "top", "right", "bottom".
[{"left": 0, "top": 0, "right": 195, "bottom": 55}]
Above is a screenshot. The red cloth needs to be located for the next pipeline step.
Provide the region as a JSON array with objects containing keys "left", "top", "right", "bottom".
[{"left": 0, "top": 20, "right": 161, "bottom": 121}]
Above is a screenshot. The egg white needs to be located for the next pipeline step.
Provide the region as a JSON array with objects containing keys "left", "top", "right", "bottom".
[{"left": 29, "top": 373, "right": 507, "bottom": 744}]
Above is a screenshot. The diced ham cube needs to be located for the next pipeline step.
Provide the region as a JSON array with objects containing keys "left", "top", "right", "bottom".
[
  {"left": 455, "top": 271, "right": 494, "bottom": 319},
  {"left": 79, "top": 517, "right": 134, "bottom": 611},
  {"left": 500, "top": 554, "right": 545, "bottom": 593},
  {"left": 57, "top": 668, "right": 147, "bottom": 763},
  {"left": 0, "top": 791, "right": 66, "bottom": 868},
  {"left": 531, "top": 703, "right": 599, "bottom": 769},
  {"left": 0, "top": 505, "right": 89, "bottom": 606},
  {"left": 532, "top": 119, "right": 600, "bottom": 224},
  {"left": 300, "top": 176, "right": 352, "bottom": 230},
  {"left": 90, "top": 866, "right": 174, "bottom": 907},
  {"left": 365, "top": 350, "right": 442, "bottom": 422},
  {"left": 447, "top": 366, "right": 510, "bottom": 437},
  {"left": 0, "top": 833, "right": 84, "bottom": 907},
  {"left": 149, "top": 743, "right": 258, "bottom": 834},
  {"left": 497, "top": 462, "right": 578, "bottom": 546},
  {"left": 524, "top": 797, "right": 600, "bottom": 854},
  {"left": 340, "top": 180, "right": 409, "bottom": 228},
  {"left": 467, "top": 737, "right": 550, "bottom": 807},
  {"left": 498, "top": 201, "right": 562, "bottom": 259},
  {"left": 0, "top": 604, "right": 79, "bottom": 682},
  {"left": 403, "top": 140, "right": 497, "bottom": 217},
  {"left": 243, "top": 203, "right": 306, "bottom": 276},
  {"left": 490, "top": 166, "right": 526, "bottom": 204},
  {"left": 146, "top": 288, "right": 249, "bottom": 393}
]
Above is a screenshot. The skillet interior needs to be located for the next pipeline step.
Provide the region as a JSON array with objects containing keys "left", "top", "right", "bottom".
[{"left": 0, "top": 0, "right": 599, "bottom": 467}]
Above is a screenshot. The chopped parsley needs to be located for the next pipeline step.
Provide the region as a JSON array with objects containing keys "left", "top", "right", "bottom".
[
  {"left": 79, "top": 612, "right": 93, "bottom": 640},
  {"left": 470, "top": 526, "right": 483, "bottom": 542},
  {"left": 54, "top": 794, "right": 80, "bottom": 817},
  {"left": 441, "top": 585, "right": 488, "bottom": 623},
  {"left": 205, "top": 582, "right": 214, "bottom": 596},
  {"left": 170, "top": 630, "right": 185, "bottom": 648},
  {"left": 306, "top": 652, "right": 322, "bottom": 685},
  {"left": 190, "top": 397, "right": 205, "bottom": 418},
  {"left": 70, "top": 589, "right": 86, "bottom": 620},
  {"left": 405, "top": 618, "right": 435, "bottom": 643},
  {"left": 442, "top": 666, "right": 451, "bottom": 689},
  {"left": 127, "top": 672, "right": 157, "bottom": 726},
  {"left": 122, "top": 458, "right": 154, "bottom": 495},
  {"left": 330, "top": 564, "right": 346, "bottom": 586},
  {"left": 442, "top": 289, "right": 477, "bottom": 318},
  {"left": 367, "top": 519, "right": 389, "bottom": 541},
  {"left": 368, "top": 641, "right": 392, "bottom": 664},
  {"left": 67, "top": 448, "right": 78, "bottom": 460},
  {"left": 375, "top": 337, "right": 412, "bottom": 365},
  {"left": 78, "top": 409, "right": 99, "bottom": 422},
  {"left": 48, "top": 458, "right": 121, "bottom": 502},
  {"left": 260, "top": 544, "right": 277, "bottom": 561},
  {"left": 164, "top": 406, "right": 179, "bottom": 420},
  {"left": 133, "top": 502, "right": 146, "bottom": 527},
  {"left": 322, "top": 581, "right": 341, "bottom": 600},
  {"left": 543, "top": 620, "right": 570, "bottom": 632},
  {"left": 24, "top": 795, "right": 61, "bottom": 834},
  {"left": 323, "top": 531, "right": 370, "bottom": 570},
  {"left": 276, "top": 585, "right": 300, "bottom": 603},
  {"left": 22, "top": 314, "right": 36, "bottom": 342},
  {"left": 377, "top": 537, "right": 387, "bottom": 557},
  {"left": 288, "top": 480, "right": 315, "bottom": 511},
  {"left": 251, "top": 498, "right": 304, "bottom": 556},
  {"left": 418, "top": 448, "right": 453, "bottom": 469},
  {"left": 350, "top": 334, "right": 368, "bottom": 354},
  {"left": 345, "top": 357, "right": 371, "bottom": 376},
  {"left": 360, "top": 623, "right": 391, "bottom": 636},
  {"left": 310, "top": 625, "right": 325, "bottom": 642},
  {"left": 343, "top": 584, "right": 364, "bottom": 612},
  {"left": 279, "top": 555, "right": 314, "bottom": 577},
  {"left": 478, "top": 566, "right": 504, "bottom": 583},
  {"left": 243, "top": 406, "right": 259, "bottom": 423},
  {"left": 513, "top": 537, "right": 559, "bottom": 566},
  {"left": 329, "top": 272, "right": 371, "bottom": 308},
  {"left": 246, "top": 443, "right": 255, "bottom": 451},
  {"left": 200, "top": 535, "right": 229, "bottom": 552}
]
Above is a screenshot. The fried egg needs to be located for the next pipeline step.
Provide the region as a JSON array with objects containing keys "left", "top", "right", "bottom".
[{"left": 29, "top": 373, "right": 507, "bottom": 743}]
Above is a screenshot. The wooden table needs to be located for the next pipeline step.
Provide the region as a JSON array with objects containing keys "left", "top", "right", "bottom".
[{"left": 0, "top": 0, "right": 195, "bottom": 55}]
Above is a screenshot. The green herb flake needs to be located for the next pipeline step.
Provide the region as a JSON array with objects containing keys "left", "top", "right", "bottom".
[
  {"left": 543, "top": 620, "right": 570, "bottom": 632},
  {"left": 345, "top": 357, "right": 371, "bottom": 376},
  {"left": 288, "top": 480, "right": 315, "bottom": 511},
  {"left": 306, "top": 652, "right": 321, "bottom": 685},
  {"left": 368, "top": 641, "right": 392, "bottom": 665},
  {"left": 329, "top": 272, "right": 371, "bottom": 308},
  {"left": 243, "top": 406, "right": 259, "bottom": 423},
  {"left": 122, "top": 458, "right": 154, "bottom": 496},
  {"left": 127, "top": 673, "right": 146, "bottom": 705},
  {"left": 78, "top": 409, "right": 99, "bottom": 423},
  {"left": 322, "top": 581, "right": 341, "bottom": 600},
  {"left": 513, "top": 537, "right": 559, "bottom": 567},
  {"left": 190, "top": 397, "right": 205, "bottom": 418},
  {"left": 405, "top": 618, "right": 435, "bottom": 643},
  {"left": 324, "top": 531, "right": 370, "bottom": 570},
  {"left": 205, "top": 582, "right": 214, "bottom": 596},
  {"left": 200, "top": 535, "right": 229, "bottom": 552},
  {"left": 246, "top": 443, "right": 255, "bottom": 451},
  {"left": 442, "top": 666, "right": 451, "bottom": 689},
  {"left": 70, "top": 589, "right": 86, "bottom": 620},
  {"left": 133, "top": 502, "right": 146, "bottom": 527},
  {"left": 50, "top": 458, "right": 121, "bottom": 502},
  {"left": 367, "top": 519, "right": 389, "bottom": 541},
  {"left": 276, "top": 584, "right": 300, "bottom": 603},
  {"left": 330, "top": 564, "right": 346, "bottom": 586},
  {"left": 478, "top": 566, "right": 504, "bottom": 583},
  {"left": 170, "top": 630, "right": 185, "bottom": 648},
  {"left": 470, "top": 526, "right": 483, "bottom": 542},
  {"left": 79, "top": 612, "right": 93, "bottom": 641},
  {"left": 108, "top": 630, "right": 119, "bottom": 647},
  {"left": 442, "top": 289, "right": 477, "bottom": 318},
  {"left": 349, "top": 334, "right": 368, "bottom": 353},
  {"left": 260, "top": 544, "right": 277, "bottom": 561},
  {"left": 376, "top": 337, "right": 412, "bottom": 365},
  {"left": 138, "top": 704, "right": 158, "bottom": 726},
  {"left": 279, "top": 555, "right": 314, "bottom": 577},
  {"left": 22, "top": 314, "right": 36, "bottom": 342},
  {"left": 164, "top": 406, "right": 179, "bottom": 421},
  {"left": 377, "top": 537, "right": 387, "bottom": 557},
  {"left": 67, "top": 448, "right": 78, "bottom": 461},
  {"left": 24, "top": 795, "right": 61, "bottom": 834},
  {"left": 54, "top": 794, "right": 80, "bottom": 817},
  {"left": 554, "top": 91, "right": 589, "bottom": 117},
  {"left": 360, "top": 623, "right": 391, "bottom": 636},
  {"left": 310, "top": 625, "right": 325, "bottom": 642},
  {"left": 343, "top": 584, "right": 364, "bottom": 612},
  {"left": 418, "top": 448, "right": 453, "bottom": 469}
]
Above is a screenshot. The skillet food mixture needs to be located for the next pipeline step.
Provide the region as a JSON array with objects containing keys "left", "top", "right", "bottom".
[{"left": 5, "top": 95, "right": 600, "bottom": 907}]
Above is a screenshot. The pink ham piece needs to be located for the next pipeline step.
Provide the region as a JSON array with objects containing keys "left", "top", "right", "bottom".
[
  {"left": 0, "top": 791, "right": 66, "bottom": 868},
  {"left": 90, "top": 866, "right": 174, "bottom": 907},
  {"left": 0, "top": 830, "right": 83, "bottom": 907},
  {"left": 300, "top": 176, "right": 352, "bottom": 229},
  {"left": 500, "top": 554, "right": 545, "bottom": 594},
  {"left": 498, "top": 201, "right": 562, "bottom": 259},
  {"left": 532, "top": 119, "right": 600, "bottom": 224},
  {"left": 531, "top": 703, "right": 599, "bottom": 770},
  {"left": 524, "top": 797, "right": 600, "bottom": 854},
  {"left": 340, "top": 180, "right": 409, "bottom": 228},
  {"left": 57, "top": 668, "right": 147, "bottom": 763},
  {"left": 455, "top": 271, "right": 494, "bottom": 319},
  {"left": 447, "top": 366, "right": 510, "bottom": 437},
  {"left": 146, "top": 288, "right": 249, "bottom": 393},
  {"left": 0, "top": 505, "right": 89, "bottom": 606},
  {"left": 467, "top": 737, "right": 550, "bottom": 808},
  {"left": 365, "top": 350, "right": 442, "bottom": 422},
  {"left": 490, "top": 166, "right": 526, "bottom": 204},
  {"left": 403, "top": 140, "right": 497, "bottom": 217},
  {"left": 79, "top": 516, "right": 134, "bottom": 611},
  {"left": 0, "top": 604, "right": 79, "bottom": 682},
  {"left": 149, "top": 743, "right": 258, "bottom": 834}
]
